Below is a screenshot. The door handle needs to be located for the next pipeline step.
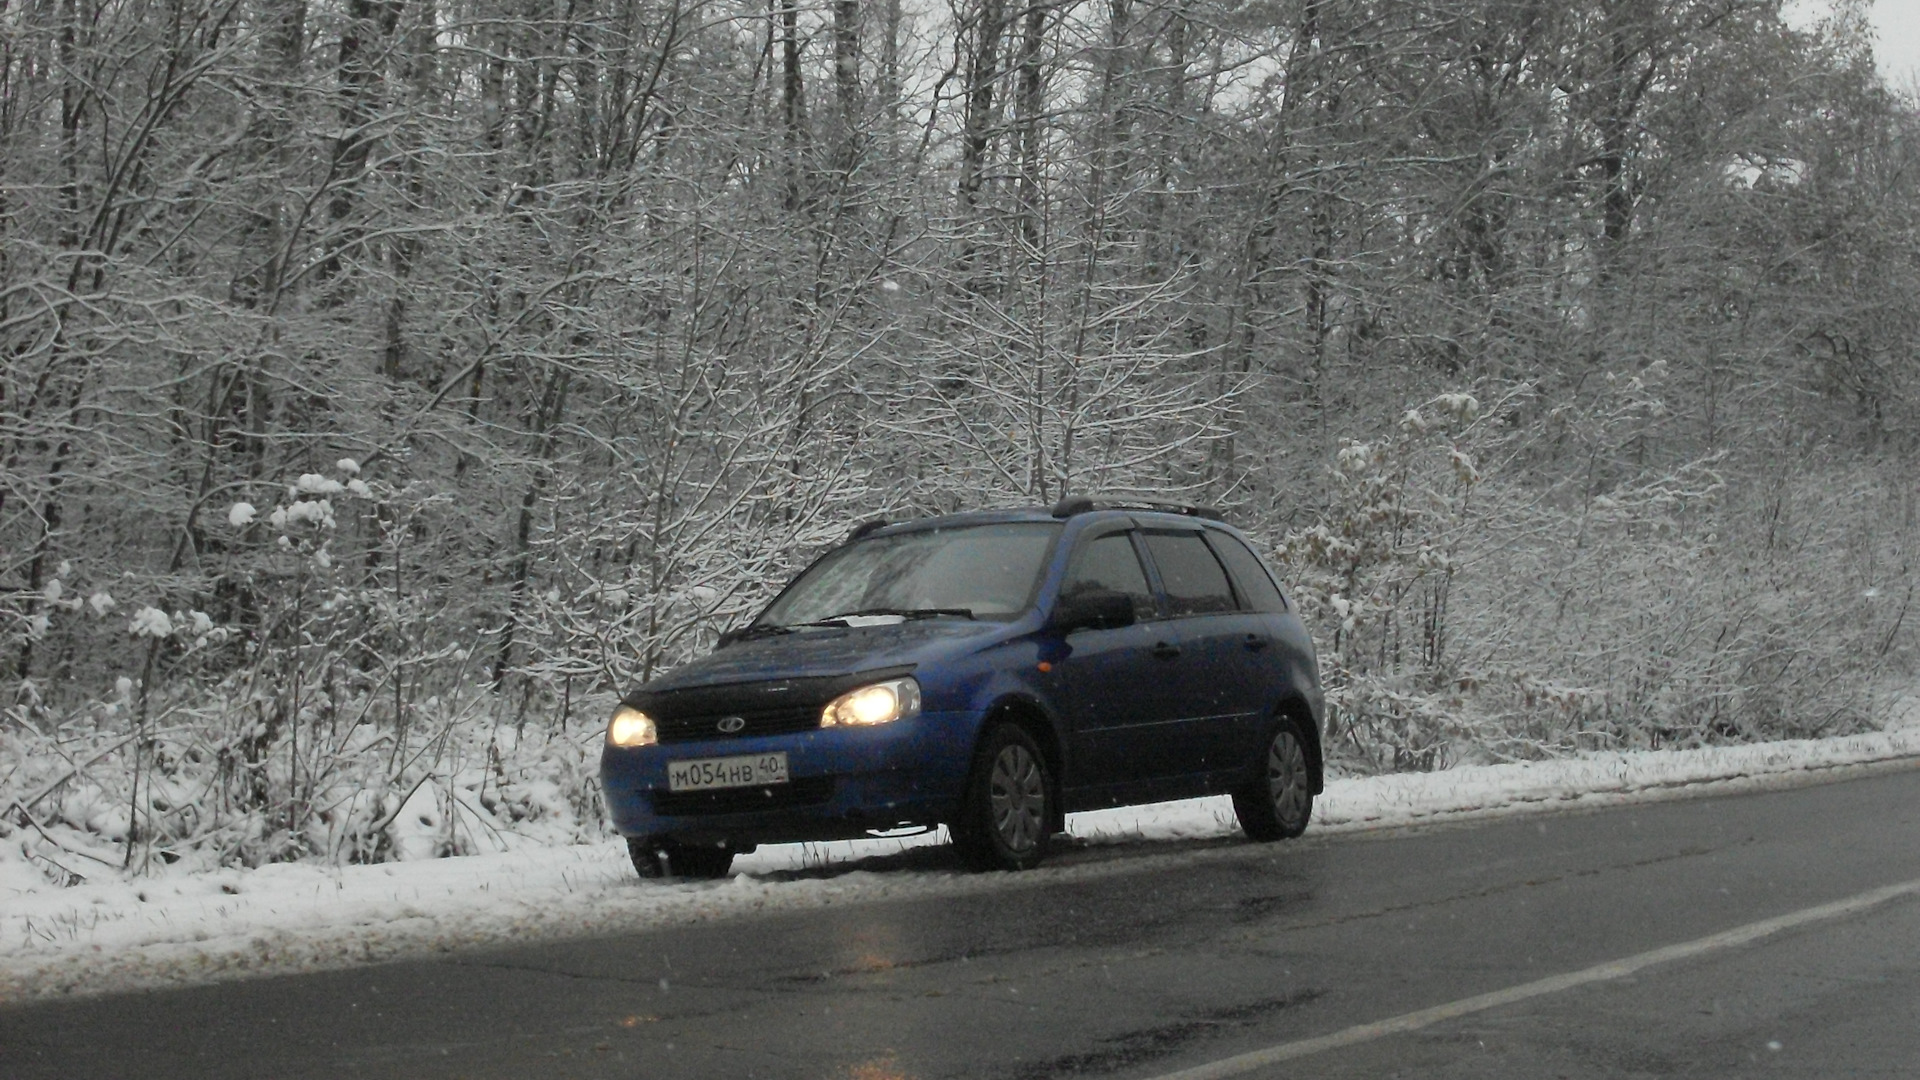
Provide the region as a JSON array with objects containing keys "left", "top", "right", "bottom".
[
  {"left": 1151, "top": 641, "right": 1182, "bottom": 660},
  {"left": 1242, "top": 634, "right": 1269, "bottom": 651}
]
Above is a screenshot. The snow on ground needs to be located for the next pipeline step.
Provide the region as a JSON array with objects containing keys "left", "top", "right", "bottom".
[{"left": 5, "top": 723, "right": 1919, "bottom": 1004}]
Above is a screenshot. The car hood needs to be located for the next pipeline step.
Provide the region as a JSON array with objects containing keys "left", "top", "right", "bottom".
[{"left": 639, "top": 618, "right": 1010, "bottom": 693}]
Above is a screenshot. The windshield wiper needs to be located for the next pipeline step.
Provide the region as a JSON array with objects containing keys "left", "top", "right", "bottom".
[
  {"left": 718, "top": 623, "right": 794, "bottom": 646},
  {"left": 741, "top": 608, "right": 977, "bottom": 635},
  {"left": 805, "top": 607, "right": 977, "bottom": 626}
]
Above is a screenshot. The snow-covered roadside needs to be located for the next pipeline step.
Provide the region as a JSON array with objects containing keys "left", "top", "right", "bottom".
[{"left": 5, "top": 725, "right": 1919, "bottom": 1003}]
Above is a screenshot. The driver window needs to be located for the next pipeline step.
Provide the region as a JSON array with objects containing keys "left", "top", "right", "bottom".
[{"left": 1061, "top": 533, "right": 1156, "bottom": 621}]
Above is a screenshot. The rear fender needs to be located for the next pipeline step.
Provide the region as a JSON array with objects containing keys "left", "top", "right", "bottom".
[{"left": 1271, "top": 694, "right": 1326, "bottom": 794}]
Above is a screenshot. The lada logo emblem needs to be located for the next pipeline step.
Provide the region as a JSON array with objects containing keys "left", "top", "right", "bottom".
[{"left": 717, "top": 716, "right": 747, "bottom": 734}]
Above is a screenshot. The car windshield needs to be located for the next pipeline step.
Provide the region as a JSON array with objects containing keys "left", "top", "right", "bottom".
[{"left": 758, "top": 522, "right": 1062, "bottom": 627}]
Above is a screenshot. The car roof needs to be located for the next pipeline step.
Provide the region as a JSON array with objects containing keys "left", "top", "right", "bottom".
[
  {"left": 871, "top": 508, "right": 1058, "bottom": 534},
  {"left": 866, "top": 505, "right": 1229, "bottom": 539}
]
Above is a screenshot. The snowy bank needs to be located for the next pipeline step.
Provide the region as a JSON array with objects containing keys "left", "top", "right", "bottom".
[{"left": 5, "top": 725, "right": 1919, "bottom": 1003}]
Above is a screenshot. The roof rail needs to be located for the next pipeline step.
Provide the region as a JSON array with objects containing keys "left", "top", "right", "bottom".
[{"left": 1049, "top": 495, "right": 1224, "bottom": 521}]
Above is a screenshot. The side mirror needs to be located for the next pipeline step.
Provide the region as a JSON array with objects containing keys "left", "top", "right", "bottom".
[{"left": 1050, "top": 590, "right": 1136, "bottom": 634}]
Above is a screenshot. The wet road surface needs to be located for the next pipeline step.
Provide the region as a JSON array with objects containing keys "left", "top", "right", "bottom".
[{"left": 4, "top": 764, "right": 1918, "bottom": 1080}]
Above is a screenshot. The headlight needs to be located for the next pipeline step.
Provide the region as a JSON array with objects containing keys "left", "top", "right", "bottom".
[
  {"left": 607, "top": 704, "right": 658, "bottom": 747},
  {"left": 821, "top": 677, "right": 921, "bottom": 727}
]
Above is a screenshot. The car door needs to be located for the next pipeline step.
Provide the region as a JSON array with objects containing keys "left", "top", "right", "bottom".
[
  {"left": 1052, "top": 527, "right": 1185, "bottom": 800},
  {"left": 1137, "top": 529, "right": 1270, "bottom": 781},
  {"left": 1202, "top": 529, "right": 1295, "bottom": 767}
]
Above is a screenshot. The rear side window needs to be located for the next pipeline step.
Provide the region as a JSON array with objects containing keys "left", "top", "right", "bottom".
[
  {"left": 1206, "top": 532, "right": 1290, "bottom": 614},
  {"left": 1061, "top": 532, "right": 1156, "bottom": 621},
  {"left": 1141, "top": 532, "right": 1236, "bottom": 617}
]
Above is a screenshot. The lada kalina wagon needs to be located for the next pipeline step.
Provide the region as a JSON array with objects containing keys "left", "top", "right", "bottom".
[{"left": 600, "top": 497, "right": 1326, "bottom": 878}]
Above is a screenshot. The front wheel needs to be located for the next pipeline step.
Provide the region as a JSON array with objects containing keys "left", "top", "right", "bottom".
[
  {"left": 627, "top": 837, "right": 734, "bottom": 879},
  {"left": 1232, "top": 723, "right": 1313, "bottom": 842},
  {"left": 953, "top": 725, "right": 1053, "bottom": 871},
  {"left": 627, "top": 837, "right": 666, "bottom": 878}
]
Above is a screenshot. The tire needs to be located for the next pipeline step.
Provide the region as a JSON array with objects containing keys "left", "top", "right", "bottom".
[
  {"left": 953, "top": 724, "right": 1053, "bottom": 872},
  {"left": 627, "top": 836, "right": 667, "bottom": 878},
  {"left": 628, "top": 837, "right": 734, "bottom": 879},
  {"left": 1232, "top": 722, "right": 1313, "bottom": 842}
]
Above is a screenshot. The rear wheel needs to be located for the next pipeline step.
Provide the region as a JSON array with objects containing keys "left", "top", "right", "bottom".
[
  {"left": 1232, "top": 723, "right": 1313, "bottom": 841},
  {"left": 953, "top": 725, "right": 1052, "bottom": 871}
]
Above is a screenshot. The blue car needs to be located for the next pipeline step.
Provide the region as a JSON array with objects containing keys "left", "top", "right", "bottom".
[{"left": 600, "top": 496, "right": 1326, "bottom": 877}]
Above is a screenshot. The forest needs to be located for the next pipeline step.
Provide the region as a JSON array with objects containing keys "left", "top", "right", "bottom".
[{"left": 2, "top": 0, "right": 1917, "bottom": 872}]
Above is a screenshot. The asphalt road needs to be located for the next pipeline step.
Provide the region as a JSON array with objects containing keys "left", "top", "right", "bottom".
[{"left": 5, "top": 765, "right": 1919, "bottom": 1080}]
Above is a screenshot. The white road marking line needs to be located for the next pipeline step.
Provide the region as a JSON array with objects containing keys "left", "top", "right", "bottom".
[{"left": 1144, "top": 875, "right": 1920, "bottom": 1080}]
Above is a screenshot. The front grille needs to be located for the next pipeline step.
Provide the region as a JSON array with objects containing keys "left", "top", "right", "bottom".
[
  {"left": 654, "top": 705, "right": 819, "bottom": 744},
  {"left": 651, "top": 777, "right": 837, "bottom": 816},
  {"left": 632, "top": 669, "right": 913, "bottom": 745}
]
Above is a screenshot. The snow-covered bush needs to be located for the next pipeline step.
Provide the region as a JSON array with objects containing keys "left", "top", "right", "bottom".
[
  {"left": 2, "top": 685, "right": 611, "bottom": 882},
  {"left": 1272, "top": 375, "right": 1915, "bottom": 773},
  {"left": 1276, "top": 390, "right": 1493, "bottom": 771}
]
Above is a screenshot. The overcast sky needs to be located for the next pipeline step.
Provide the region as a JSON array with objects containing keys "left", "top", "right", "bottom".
[
  {"left": 1787, "top": 1, "right": 1920, "bottom": 88},
  {"left": 1871, "top": 0, "right": 1920, "bottom": 88}
]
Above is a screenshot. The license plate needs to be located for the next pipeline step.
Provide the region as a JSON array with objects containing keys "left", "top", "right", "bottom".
[{"left": 667, "top": 752, "right": 789, "bottom": 792}]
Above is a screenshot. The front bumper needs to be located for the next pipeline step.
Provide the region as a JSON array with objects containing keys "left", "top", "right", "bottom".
[{"left": 599, "top": 710, "right": 979, "bottom": 847}]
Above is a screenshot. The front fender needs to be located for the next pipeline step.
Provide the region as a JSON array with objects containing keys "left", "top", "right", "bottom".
[{"left": 921, "top": 636, "right": 1073, "bottom": 787}]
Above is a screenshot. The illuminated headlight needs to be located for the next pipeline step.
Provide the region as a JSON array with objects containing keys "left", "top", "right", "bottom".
[
  {"left": 821, "top": 677, "right": 921, "bottom": 728},
  {"left": 607, "top": 704, "right": 658, "bottom": 747}
]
